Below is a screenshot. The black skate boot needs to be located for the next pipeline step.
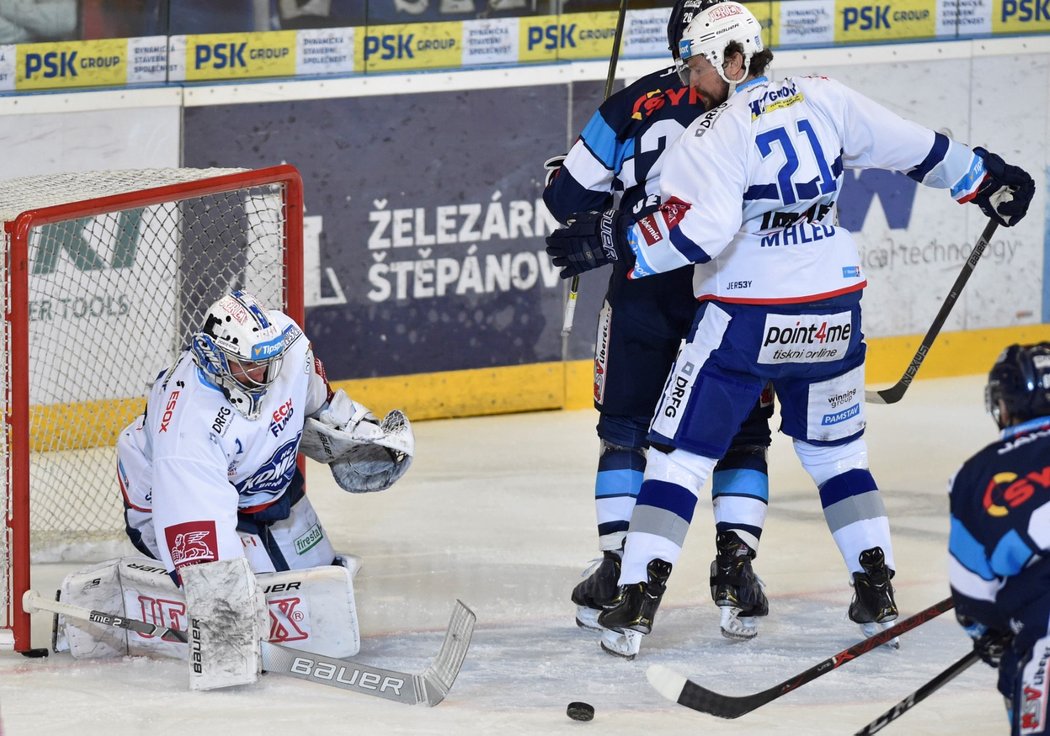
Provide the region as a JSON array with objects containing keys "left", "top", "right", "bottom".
[
  {"left": 710, "top": 531, "right": 768, "bottom": 640},
  {"left": 848, "top": 546, "right": 898, "bottom": 625},
  {"left": 597, "top": 558, "right": 672, "bottom": 637},
  {"left": 571, "top": 549, "right": 621, "bottom": 630}
]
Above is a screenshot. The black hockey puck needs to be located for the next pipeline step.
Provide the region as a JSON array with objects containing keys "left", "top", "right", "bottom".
[{"left": 567, "top": 701, "right": 595, "bottom": 721}]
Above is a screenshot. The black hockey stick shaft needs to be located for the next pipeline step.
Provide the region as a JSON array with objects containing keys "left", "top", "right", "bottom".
[
  {"left": 562, "top": 0, "right": 629, "bottom": 338},
  {"left": 866, "top": 218, "right": 999, "bottom": 405},
  {"left": 649, "top": 596, "right": 955, "bottom": 719},
  {"left": 853, "top": 650, "right": 980, "bottom": 735}
]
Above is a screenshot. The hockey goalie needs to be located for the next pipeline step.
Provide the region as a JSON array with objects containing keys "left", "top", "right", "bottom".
[{"left": 55, "top": 291, "right": 414, "bottom": 690}]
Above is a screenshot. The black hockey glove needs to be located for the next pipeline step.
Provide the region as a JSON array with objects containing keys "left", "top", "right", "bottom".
[
  {"left": 544, "top": 208, "right": 632, "bottom": 279},
  {"left": 972, "top": 147, "right": 1035, "bottom": 227},
  {"left": 543, "top": 154, "right": 566, "bottom": 188},
  {"left": 957, "top": 614, "right": 1013, "bottom": 668}
]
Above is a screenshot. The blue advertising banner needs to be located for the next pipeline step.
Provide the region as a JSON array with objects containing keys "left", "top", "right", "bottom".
[{"left": 184, "top": 83, "right": 606, "bottom": 381}]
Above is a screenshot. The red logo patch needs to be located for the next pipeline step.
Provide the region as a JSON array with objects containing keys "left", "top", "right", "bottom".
[
  {"left": 164, "top": 521, "right": 218, "bottom": 569},
  {"left": 637, "top": 214, "right": 663, "bottom": 246},
  {"left": 661, "top": 197, "right": 692, "bottom": 230}
]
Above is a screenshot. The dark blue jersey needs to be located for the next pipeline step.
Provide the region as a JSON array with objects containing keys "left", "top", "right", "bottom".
[
  {"left": 948, "top": 416, "right": 1050, "bottom": 635},
  {"left": 543, "top": 65, "right": 706, "bottom": 224}
]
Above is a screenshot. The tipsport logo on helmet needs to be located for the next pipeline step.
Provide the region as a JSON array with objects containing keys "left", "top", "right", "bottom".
[{"left": 758, "top": 312, "right": 852, "bottom": 364}]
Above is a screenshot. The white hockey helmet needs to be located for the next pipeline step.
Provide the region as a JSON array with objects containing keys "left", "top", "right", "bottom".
[
  {"left": 191, "top": 290, "right": 286, "bottom": 419},
  {"left": 677, "top": 1, "right": 764, "bottom": 86}
]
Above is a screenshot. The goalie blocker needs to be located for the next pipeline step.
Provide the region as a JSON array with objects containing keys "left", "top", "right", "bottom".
[
  {"left": 55, "top": 555, "right": 361, "bottom": 689},
  {"left": 299, "top": 389, "right": 415, "bottom": 493}
]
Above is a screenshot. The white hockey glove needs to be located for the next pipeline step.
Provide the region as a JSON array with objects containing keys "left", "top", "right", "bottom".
[{"left": 300, "top": 390, "right": 415, "bottom": 493}]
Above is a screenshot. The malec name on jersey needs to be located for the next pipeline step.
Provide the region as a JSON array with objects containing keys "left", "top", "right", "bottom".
[{"left": 758, "top": 312, "right": 852, "bottom": 364}]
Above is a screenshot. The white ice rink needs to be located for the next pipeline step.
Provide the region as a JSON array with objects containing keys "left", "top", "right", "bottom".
[{"left": 1, "top": 374, "right": 1009, "bottom": 735}]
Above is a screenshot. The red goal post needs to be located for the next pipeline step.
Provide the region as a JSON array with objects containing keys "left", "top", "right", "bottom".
[{"left": 1, "top": 165, "right": 304, "bottom": 654}]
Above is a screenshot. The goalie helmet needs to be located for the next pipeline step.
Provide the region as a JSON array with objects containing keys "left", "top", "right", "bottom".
[
  {"left": 677, "top": 0, "right": 763, "bottom": 86},
  {"left": 985, "top": 342, "right": 1050, "bottom": 429},
  {"left": 191, "top": 290, "right": 286, "bottom": 419}
]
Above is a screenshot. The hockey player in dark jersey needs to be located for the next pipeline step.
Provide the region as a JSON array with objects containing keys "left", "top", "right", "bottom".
[
  {"left": 543, "top": 0, "right": 774, "bottom": 654},
  {"left": 949, "top": 343, "right": 1050, "bottom": 735}
]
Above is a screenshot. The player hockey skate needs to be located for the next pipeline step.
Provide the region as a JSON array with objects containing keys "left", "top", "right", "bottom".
[
  {"left": 571, "top": 548, "right": 621, "bottom": 630},
  {"left": 849, "top": 546, "right": 900, "bottom": 647},
  {"left": 710, "top": 531, "right": 768, "bottom": 641},
  {"left": 596, "top": 558, "right": 672, "bottom": 658}
]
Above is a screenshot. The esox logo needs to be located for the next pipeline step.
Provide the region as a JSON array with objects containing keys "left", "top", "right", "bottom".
[
  {"left": 982, "top": 466, "right": 1050, "bottom": 516},
  {"left": 159, "top": 390, "right": 181, "bottom": 432}
]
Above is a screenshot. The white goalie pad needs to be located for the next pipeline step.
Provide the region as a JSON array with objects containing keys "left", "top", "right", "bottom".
[
  {"left": 57, "top": 557, "right": 361, "bottom": 665},
  {"left": 183, "top": 558, "right": 266, "bottom": 691}
]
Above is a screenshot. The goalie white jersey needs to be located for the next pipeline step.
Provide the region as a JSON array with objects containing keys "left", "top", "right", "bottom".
[
  {"left": 117, "top": 311, "right": 331, "bottom": 576},
  {"left": 626, "top": 74, "right": 986, "bottom": 303}
]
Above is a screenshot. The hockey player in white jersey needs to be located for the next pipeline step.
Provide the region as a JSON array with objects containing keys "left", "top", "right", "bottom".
[
  {"left": 545, "top": 1, "right": 1035, "bottom": 655},
  {"left": 56, "top": 291, "right": 414, "bottom": 690}
]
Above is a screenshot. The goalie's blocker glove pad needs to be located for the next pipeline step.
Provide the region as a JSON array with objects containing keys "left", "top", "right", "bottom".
[
  {"left": 972, "top": 147, "right": 1035, "bottom": 227},
  {"left": 545, "top": 208, "right": 632, "bottom": 279}
]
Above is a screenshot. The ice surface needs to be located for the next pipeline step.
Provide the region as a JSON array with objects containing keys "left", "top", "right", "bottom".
[{"left": 0, "top": 375, "right": 1006, "bottom": 735}]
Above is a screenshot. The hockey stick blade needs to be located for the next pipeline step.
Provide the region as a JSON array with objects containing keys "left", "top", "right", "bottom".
[
  {"left": 647, "top": 596, "right": 955, "bottom": 719},
  {"left": 853, "top": 650, "right": 979, "bottom": 735},
  {"left": 24, "top": 589, "right": 475, "bottom": 705},
  {"left": 865, "top": 218, "right": 998, "bottom": 405}
]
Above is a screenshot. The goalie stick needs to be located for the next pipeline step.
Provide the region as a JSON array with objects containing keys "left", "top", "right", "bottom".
[
  {"left": 865, "top": 218, "right": 998, "bottom": 405},
  {"left": 23, "top": 589, "right": 474, "bottom": 706},
  {"left": 647, "top": 596, "right": 955, "bottom": 719},
  {"left": 853, "top": 650, "right": 979, "bottom": 735}
]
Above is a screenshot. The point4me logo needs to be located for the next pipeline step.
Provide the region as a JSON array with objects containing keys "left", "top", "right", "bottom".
[{"left": 758, "top": 312, "right": 853, "bottom": 364}]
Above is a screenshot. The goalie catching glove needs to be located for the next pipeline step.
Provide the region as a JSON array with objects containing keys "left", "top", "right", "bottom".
[
  {"left": 544, "top": 208, "right": 633, "bottom": 279},
  {"left": 300, "top": 389, "right": 414, "bottom": 493}
]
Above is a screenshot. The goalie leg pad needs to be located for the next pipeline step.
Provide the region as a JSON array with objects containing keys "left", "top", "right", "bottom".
[
  {"left": 182, "top": 557, "right": 266, "bottom": 691},
  {"left": 57, "top": 559, "right": 130, "bottom": 659},
  {"left": 258, "top": 564, "right": 360, "bottom": 657}
]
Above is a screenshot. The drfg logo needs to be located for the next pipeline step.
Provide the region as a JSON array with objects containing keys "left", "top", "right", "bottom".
[
  {"left": 663, "top": 361, "right": 696, "bottom": 419},
  {"left": 758, "top": 312, "right": 852, "bottom": 364}
]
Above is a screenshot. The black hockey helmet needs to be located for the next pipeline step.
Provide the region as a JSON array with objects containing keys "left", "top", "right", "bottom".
[
  {"left": 985, "top": 342, "right": 1050, "bottom": 428},
  {"left": 667, "top": 0, "right": 723, "bottom": 60}
]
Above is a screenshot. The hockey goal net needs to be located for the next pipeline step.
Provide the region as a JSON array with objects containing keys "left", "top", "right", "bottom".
[{"left": 1, "top": 165, "right": 304, "bottom": 653}]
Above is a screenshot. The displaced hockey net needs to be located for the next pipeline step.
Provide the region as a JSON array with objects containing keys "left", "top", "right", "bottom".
[{"left": 1, "top": 166, "right": 304, "bottom": 653}]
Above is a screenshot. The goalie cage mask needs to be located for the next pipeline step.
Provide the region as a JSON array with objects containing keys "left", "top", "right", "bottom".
[
  {"left": 191, "top": 290, "right": 287, "bottom": 420},
  {"left": 986, "top": 342, "right": 1050, "bottom": 429},
  {"left": 677, "top": 0, "right": 764, "bottom": 87}
]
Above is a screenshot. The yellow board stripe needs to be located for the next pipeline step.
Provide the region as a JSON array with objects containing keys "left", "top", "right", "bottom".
[{"left": 29, "top": 324, "right": 1050, "bottom": 451}]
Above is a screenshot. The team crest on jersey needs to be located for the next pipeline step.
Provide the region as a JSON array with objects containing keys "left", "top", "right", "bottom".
[
  {"left": 165, "top": 521, "right": 218, "bottom": 568},
  {"left": 237, "top": 434, "right": 301, "bottom": 497}
]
